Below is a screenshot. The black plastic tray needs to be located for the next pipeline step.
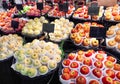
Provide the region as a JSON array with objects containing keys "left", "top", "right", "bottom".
[
  {"left": 59, "top": 49, "right": 120, "bottom": 78},
  {"left": 11, "top": 57, "right": 60, "bottom": 84},
  {"left": 0, "top": 57, "right": 14, "bottom": 84}
]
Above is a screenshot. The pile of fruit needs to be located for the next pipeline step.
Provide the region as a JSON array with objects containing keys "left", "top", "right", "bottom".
[
  {"left": 0, "top": 7, "right": 16, "bottom": 33},
  {"left": 73, "top": 6, "right": 104, "bottom": 20},
  {"left": 104, "top": 4, "right": 120, "bottom": 21},
  {"left": 0, "top": 34, "right": 23, "bottom": 60},
  {"left": 106, "top": 23, "right": 120, "bottom": 53},
  {"left": 70, "top": 22, "right": 104, "bottom": 47},
  {"left": 48, "top": 5, "right": 75, "bottom": 18},
  {"left": 22, "top": 16, "right": 48, "bottom": 37},
  {"left": 49, "top": 18, "right": 74, "bottom": 42},
  {"left": 1, "top": 18, "right": 27, "bottom": 34},
  {"left": 60, "top": 50, "right": 120, "bottom": 84},
  {"left": 12, "top": 39, "right": 62, "bottom": 78},
  {"left": 26, "top": 5, "right": 51, "bottom": 16},
  {"left": 0, "top": 7, "right": 16, "bottom": 18}
]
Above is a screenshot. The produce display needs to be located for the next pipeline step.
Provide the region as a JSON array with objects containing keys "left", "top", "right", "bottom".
[
  {"left": 26, "top": 5, "right": 51, "bottom": 16},
  {"left": 0, "top": 34, "right": 23, "bottom": 60},
  {"left": 12, "top": 39, "right": 62, "bottom": 78},
  {"left": 73, "top": 6, "right": 104, "bottom": 20},
  {"left": 22, "top": 16, "right": 48, "bottom": 37},
  {"left": 1, "top": 18, "right": 27, "bottom": 34},
  {"left": 106, "top": 23, "right": 120, "bottom": 53},
  {"left": 48, "top": 5, "right": 75, "bottom": 18},
  {"left": 0, "top": 7, "right": 16, "bottom": 18},
  {"left": 104, "top": 4, "right": 120, "bottom": 21},
  {"left": 0, "top": 1, "right": 120, "bottom": 83},
  {"left": 0, "top": 8, "right": 16, "bottom": 33},
  {"left": 70, "top": 22, "right": 104, "bottom": 47},
  {"left": 49, "top": 18, "right": 74, "bottom": 42},
  {"left": 60, "top": 50, "right": 120, "bottom": 84}
]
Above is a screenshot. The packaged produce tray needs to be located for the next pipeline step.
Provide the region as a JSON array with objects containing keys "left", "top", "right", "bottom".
[
  {"left": 47, "top": 4, "right": 75, "bottom": 18},
  {"left": 59, "top": 49, "right": 120, "bottom": 84},
  {"left": 104, "top": 4, "right": 120, "bottom": 23},
  {"left": 72, "top": 6, "right": 104, "bottom": 22}
]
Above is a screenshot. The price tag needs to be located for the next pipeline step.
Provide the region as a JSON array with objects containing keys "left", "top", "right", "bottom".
[
  {"left": 89, "top": 27, "right": 98, "bottom": 37},
  {"left": 89, "top": 27, "right": 106, "bottom": 39},
  {"left": 16, "top": 4, "right": 23, "bottom": 11},
  {"left": 88, "top": 3, "right": 99, "bottom": 15},
  {"left": 9, "top": 0, "right": 15, "bottom": 5},
  {"left": 46, "top": 0, "right": 53, "bottom": 6},
  {"left": 42, "top": 23, "right": 54, "bottom": 33},
  {"left": 59, "top": 3, "right": 63, "bottom": 11},
  {"left": 11, "top": 20, "right": 19, "bottom": 29},
  {"left": 59, "top": 3, "right": 68, "bottom": 12},
  {"left": 91, "top": 3, "right": 98, "bottom": 7},
  {"left": 63, "top": 3, "right": 68, "bottom": 12},
  {"left": 2, "top": 1, "right": 8, "bottom": 10},
  {"left": 37, "top": 2, "right": 43, "bottom": 10},
  {"left": 98, "top": 28, "right": 106, "bottom": 38}
]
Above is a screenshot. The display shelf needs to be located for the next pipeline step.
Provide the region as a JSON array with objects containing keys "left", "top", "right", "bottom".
[{"left": 0, "top": 1, "right": 120, "bottom": 84}]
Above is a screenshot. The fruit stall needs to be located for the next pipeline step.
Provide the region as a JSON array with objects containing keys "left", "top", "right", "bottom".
[{"left": 0, "top": 0, "right": 120, "bottom": 84}]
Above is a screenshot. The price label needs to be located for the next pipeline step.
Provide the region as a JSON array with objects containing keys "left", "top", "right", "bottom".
[
  {"left": 9, "top": 0, "right": 15, "bottom": 5},
  {"left": 59, "top": 3, "right": 68, "bottom": 12},
  {"left": 88, "top": 3, "right": 99, "bottom": 15},
  {"left": 42, "top": 23, "right": 54, "bottom": 33},
  {"left": 2, "top": 1, "right": 8, "bottom": 10},
  {"left": 91, "top": 3, "right": 98, "bottom": 7},
  {"left": 46, "top": 0, "right": 53, "bottom": 6},
  {"left": 98, "top": 28, "right": 106, "bottom": 38},
  {"left": 16, "top": 4, "right": 23, "bottom": 11},
  {"left": 89, "top": 27, "right": 106, "bottom": 39},
  {"left": 37, "top": 2, "right": 43, "bottom": 10},
  {"left": 63, "top": 3, "right": 68, "bottom": 12},
  {"left": 59, "top": 3, "right": 63, "bottom": 11},
  {"left": 11, "top": 20, "right": 19, "bottom": 29}
]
